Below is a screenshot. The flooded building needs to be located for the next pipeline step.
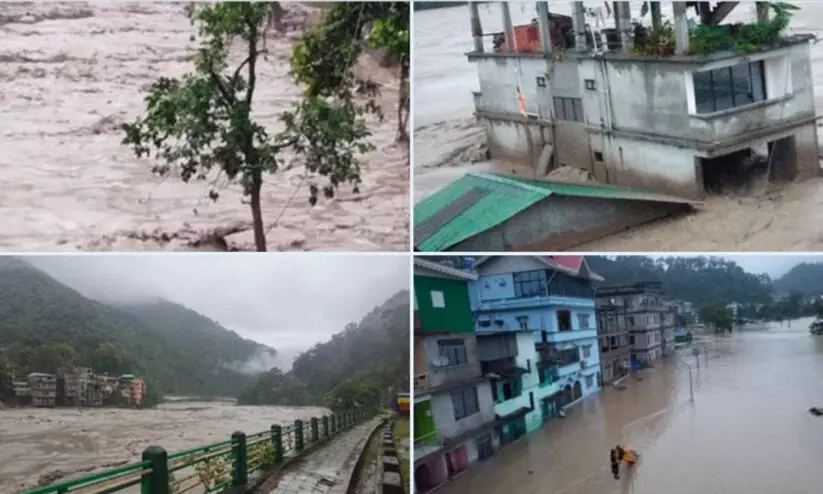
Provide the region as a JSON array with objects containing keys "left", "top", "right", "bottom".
[
  {"left": 466, "top": 2, "right": 820, "bottom": 199},
  {"left": 28, "top": 373, "right": 57, "bottom": 407},
  {"left": 60, "top": 366, "right": 93, "bottom": 406},
  {"left": 595, "top": 282, "right": 676, "bottom": 366},
  {"left": 470, "top": 256, "right": 603, "bottom": 413},
  {"left": 12, "top": 380, "right": 30, "bottom": 398},
  {"left": 413, "top": 258, "right": 497, "bottom": 493},
  {"left": 594, "top": 294, "right": 631, "bottom": 384},
  {"left": 118, "top": 375, "right": 146, "bottom": 406}
]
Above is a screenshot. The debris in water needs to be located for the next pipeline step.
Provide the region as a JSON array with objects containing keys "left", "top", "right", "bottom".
[{"left": 810, "top": 407, "right": 823, "bottom": 416}]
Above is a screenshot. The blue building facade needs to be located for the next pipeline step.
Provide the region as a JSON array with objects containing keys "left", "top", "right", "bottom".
[{"left": 468, "top": 256, "right": 603, "bottom": 417}]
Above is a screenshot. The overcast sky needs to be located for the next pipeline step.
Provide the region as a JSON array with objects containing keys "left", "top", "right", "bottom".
[
  {"left": 646, "top": 255, "right": 823, "bottom": 278},
  {"left": 25, "top": 255, "right": 409, "bottom": 366}
]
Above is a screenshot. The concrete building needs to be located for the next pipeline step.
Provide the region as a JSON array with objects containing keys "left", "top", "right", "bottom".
[
  {"left": 12, "top": 380, "right": 30, "bottom": 397},
  {"left": 470, "top": 256, "right": 603, "bottom": 413},
  {"left": 28, "top": 373, "right": 57, "bottom": 407},
  {"left": 60, "top": 367, "right": 93, "bottom": 406},
  {"left": 413, "top": 258, "right": 497, "bottom": 494},
  {"left": 595, "top": 295, "right": 631, "bottom": 384},
  {"left": 596, "top": 282, "right": 676, "bottom": 366},
  {"left": 466, "top": 2, "right": 819, "bottom": 200}
]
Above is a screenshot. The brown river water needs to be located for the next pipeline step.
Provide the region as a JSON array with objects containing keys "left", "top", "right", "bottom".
[
  {"left": 413, "top": 2, "right": 823, "bottom": 251},
  {"left": 0, "top": 2, "right": 409, "bottom": 252},
  {"left": 0, "top": 401, "right": 327, "bottom": 493},
  {"left": 436, "top": 318, "right": 823, "bottom": 494}
]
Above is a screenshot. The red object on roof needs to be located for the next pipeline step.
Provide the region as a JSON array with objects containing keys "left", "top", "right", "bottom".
[{"left": 544, "top": 256, "right": 583, "bottom": 270}]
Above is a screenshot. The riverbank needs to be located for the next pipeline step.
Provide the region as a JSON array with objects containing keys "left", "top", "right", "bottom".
[{"left": 0, "top": 401, "right": 327, "bottom": 492}]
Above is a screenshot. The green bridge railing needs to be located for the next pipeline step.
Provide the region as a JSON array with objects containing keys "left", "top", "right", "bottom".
[{"left": 20, "top": 408, "right": 374, "bottom": 494}]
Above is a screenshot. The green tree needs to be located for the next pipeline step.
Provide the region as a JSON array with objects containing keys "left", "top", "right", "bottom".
[
  {"left": 699, "top": 304, "right": 733, "bottom": 333},
  {"left": 326, "top": 378, "right": 380, "bottom": 412},
  {"left": 122, "top": 3, "right": 374, "bottom": 251}
]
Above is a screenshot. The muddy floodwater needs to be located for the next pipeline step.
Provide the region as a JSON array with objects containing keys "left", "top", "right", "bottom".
[
  {"left": 437, "top": 318, "right": 823, "bottom": 494},
  {"left": 0, "top": 2, "right": 408, "bottom": 252},
  {"left": 0, "top": 401, "right": 327, "bottom": 493},
  {"left": 414, "top": 3, "right": 823, "bottom": 251}
]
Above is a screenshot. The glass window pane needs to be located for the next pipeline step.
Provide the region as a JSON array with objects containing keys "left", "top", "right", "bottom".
[
  {"left": 563, "top": 98, "right": 575, "bottom": 121},
  {"left": 693, "top": 70, "right": 714, "bottom": 114},
  {"left": 750, "top": 61, "right": 766, "bottom": 101},
  {"left": 573, "top": 98, "right": 584, "bottom": 122},
  {"left": 731, "top": 63, "right": 754, "bottom": 107},
  {"left": 553, "top": 97, "right": 564, "bottom": 120},
  {"left": 712, "top": 67, "right": 734, "bottom": 112}
]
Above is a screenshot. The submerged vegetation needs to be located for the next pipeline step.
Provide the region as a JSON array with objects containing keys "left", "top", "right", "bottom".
[{"left": 631, "top": 2, "right": 799, "bottom": 56}]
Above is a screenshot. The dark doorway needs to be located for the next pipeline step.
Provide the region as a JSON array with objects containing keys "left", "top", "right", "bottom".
[
  {"left": 573, "top": 380, "right": 583, "bottom": 400},
  {"left": 699, "top": 141, "right": 791, "bottom": 196},
  {"left": 557, "top": 310, "right": 572, "bottom": 331}
]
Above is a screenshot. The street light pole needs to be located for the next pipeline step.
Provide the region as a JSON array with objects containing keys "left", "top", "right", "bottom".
[{"left": 681, "top": 360, "right": 694, "bottom": 402}]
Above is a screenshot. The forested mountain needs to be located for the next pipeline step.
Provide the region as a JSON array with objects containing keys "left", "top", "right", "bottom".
[
  {"left": 772, "top": 263, "right": 823, "bottom": 296},
  {"left": 0, "top": 257, "right": 275, "bottom": 398},
  {"left": 237, "top": 290, "right": 409, "bottom": 410},
  {"left": 587, "top": 256, "right": 773, "bottom": 306}
]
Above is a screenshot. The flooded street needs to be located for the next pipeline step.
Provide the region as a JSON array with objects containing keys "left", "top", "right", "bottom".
[
  {"left": 0, "top": 2, "right": 409, "bottom": 252},
  {"left": 0, "top": 401, "right": 327, "bottom": 492},
  {"left": 413, "top": 2, "right": 823, "bottom": 251},
  {"left": 437, "top": 319, "right": 823, "bottom": 494}
]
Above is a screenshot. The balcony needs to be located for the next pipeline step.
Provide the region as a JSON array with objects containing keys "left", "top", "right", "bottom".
[
  {"left": 477, "top": 295, "right": 594, "bottom": 312},
  {"left": 546, "top": 328, "right": 598, "bottom": 343}
]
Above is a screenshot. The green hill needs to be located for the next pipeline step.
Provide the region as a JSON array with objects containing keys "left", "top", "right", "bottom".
[
  {"left": 0, "top": 257, "right": 275, "bottom": 399},
  {"left": 772, "top": 262, "right": 823, "bottom": 296},
  {"left": 238, "top": 290, "right": 409, "bottom": 410}
]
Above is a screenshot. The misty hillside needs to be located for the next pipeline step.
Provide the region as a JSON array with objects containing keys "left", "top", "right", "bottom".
[
  {"left": 116, "top": 298, "right": 276, "bottom": 373},
  {"left": 0, "top": 257, "right": 273, "bottom": 397},
  {"left": 772, "top": 262, "right": 823, "bottom": 296},
  {"left": 587, "top": 256, "right": 773, "bottom": 306},
  {"left": 238, "top": 290, "right": 410, "bottom": 409}
]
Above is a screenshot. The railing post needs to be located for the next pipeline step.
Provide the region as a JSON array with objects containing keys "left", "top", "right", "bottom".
[
  {"left": 141, "top": 445, "right": 169, "bottom": 494},
  {"left": 231, "top": 431, "right": 247, "bottom": 486},
  {"left": 330, "top": 414, "right": 337, "bottom": 434},
  {"left": 294, "top": 419, "right": 305, "bottom": 452},
  {"left": 322, "top": 415, "right": 330, "bottom": 438},
  {"left": 310, "top": 417, "right": 319, "bottom": 443},
  {"left": 270, "top": 424, "right": 283, "bottom": 464}
]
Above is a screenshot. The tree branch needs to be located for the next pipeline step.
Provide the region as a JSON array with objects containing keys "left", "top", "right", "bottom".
[
  {"left": 231, "top": 50, "right": 268, "bottom": 90},
  {"left": 207, "top": 64, "right": 235, "bottom": 107}
]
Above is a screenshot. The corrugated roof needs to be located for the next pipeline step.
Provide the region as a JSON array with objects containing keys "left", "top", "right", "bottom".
[{"left": 414, "top": 172, "right": 697, "bottom": 252}]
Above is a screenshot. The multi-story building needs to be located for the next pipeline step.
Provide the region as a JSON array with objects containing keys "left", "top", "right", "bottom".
[
  {"left": 28, "top": 373, "right": 57, "bottom": 407},
  {"left": 12, "top": 380, "right": 31, "bottom": 397},
  {"left": 467, "top": 2, "right": 819, "bottom": 201},
  {"left": 595, "top": 295, "right": 631, "bottom": 384},
  {"left": 470, "top": 256, "right": 602, "bottom": 415},
  {"left": 596, "top": 282, "right": 676, "bottom": 366},
  {"left": 413, "top": 258, "right": 496, "bottom": 494},
  {"left": 60, "top": 367, "right": 93, "bottom": 406}
]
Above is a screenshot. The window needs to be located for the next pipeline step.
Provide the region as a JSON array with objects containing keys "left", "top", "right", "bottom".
[
  {"left": 582, "top": 345, "right": 591, "bottom": 359},
  {"left": 585, "top": 374, "right": 594, "bottom": 389},
  {"left": 629, "top": 335, "right": 635, "bottom": 345},
  {"left": 577, "top": 313, "right": 590, "bottom": 329},
  {"left": 549, "top": 272, "right": 593, "bottom": 298},
  {"left": 513, "top": 270, "right": 548, "bottom": 298},
  {"left": 430, "top": 290, "right": 445, "bottom": 308},
  {"left": 557, "top": 310, "right": 572, "bottom": 331},
  {"left": 516, "top": 316, "right": 529, "bottom": 330},
  {"left": 452, "top": 387, "right": 479, "bottom": 420},
  {"left": 594, "top": 151, "right": 604, "bottom": 162},
  {"left": 438, "top": 339, "right": 468, "bottom": 366},
  {"left": 694, "top": 60, "right": 766, "bottom": 114},
  {"left": 553, "top": 96, "right": 584, "bottom": 122}
]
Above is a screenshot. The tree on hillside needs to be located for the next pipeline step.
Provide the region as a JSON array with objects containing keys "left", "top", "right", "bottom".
[
  {"left": 699, "top": 304, "right": 733, "bottom": 333},
  {"left": 326, "top": 378, "right": 381, "bottom": 412},
  {"left": 122, "top": 3, "right": 408, "bottom": 251},
  {"left": 810, "top": 302, "right": 823, "bottom": 335},
  {"left": 290, "top": 2, "right": 410, "bottom": 142}
]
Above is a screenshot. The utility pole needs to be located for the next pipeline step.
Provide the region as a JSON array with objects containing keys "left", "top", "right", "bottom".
[{"left": 681, "top": 360, "right": 694, "bottom": 402}]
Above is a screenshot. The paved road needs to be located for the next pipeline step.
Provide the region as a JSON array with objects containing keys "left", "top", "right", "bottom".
[{"left": 263, "top": 418, "right": 381, "bottom": 494}]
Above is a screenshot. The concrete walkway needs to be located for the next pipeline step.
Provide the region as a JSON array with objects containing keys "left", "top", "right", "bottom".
[{"left": 260, "top": 418, "right": 381, "bottom": 494}]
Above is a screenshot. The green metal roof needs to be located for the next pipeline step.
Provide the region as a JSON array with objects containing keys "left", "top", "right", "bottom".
[{"left": 414, "top": 172, "right": 696, "bottom": 252}]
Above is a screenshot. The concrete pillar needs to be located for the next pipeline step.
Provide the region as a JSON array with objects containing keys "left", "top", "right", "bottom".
[
  {"left": 650, "top": 1, "right": 662, "bottom": 31},
  {"left": 673, "top": 2, "right": 690, "bottom": 55},
  {"left": 571, "top": 1, "right": 586, "bottom": 52},
  {"left": 535, "top": 2, "right": 552, "bottom": 54},
  {"left": 501, "top": 2, "right": 514, "bottom": 52},
  {"left": 756, "top": 2, "right": 770, "bottom": 23},
  {"left": 616, "top": 1, "right": 633, "bottom": 52},
  {"left": 469, "top": 2, "right": 483, "bottom": 53}
]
